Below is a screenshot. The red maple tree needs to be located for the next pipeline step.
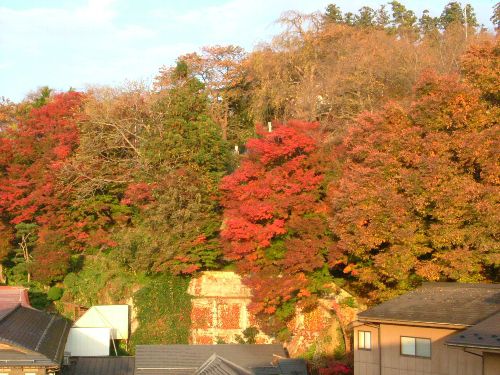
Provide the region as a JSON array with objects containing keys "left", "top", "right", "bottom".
[{"left": 220, "top": 120, "right": 337, "bottom": 331}]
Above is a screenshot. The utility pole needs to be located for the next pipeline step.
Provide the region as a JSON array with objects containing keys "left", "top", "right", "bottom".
[
  {"left": 462, "top": 2, "right": 468, "bottom": 40},
  {"left": 464, "top": 4, "right": 469, "bottom": 41}
]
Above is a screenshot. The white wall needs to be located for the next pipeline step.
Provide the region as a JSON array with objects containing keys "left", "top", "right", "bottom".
[{"left": 65, "top": 327, "right": 111, "bottom": 356}]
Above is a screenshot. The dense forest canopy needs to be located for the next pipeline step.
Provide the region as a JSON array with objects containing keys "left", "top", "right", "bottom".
[{"left": 0, "top": 1, "right": 498, "bottom": 343}]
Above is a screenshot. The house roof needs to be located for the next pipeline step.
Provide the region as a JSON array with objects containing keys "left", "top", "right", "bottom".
[
  {"left": 0, "top": 286, "right": 30, "bottom": 310},
  {"left": 195, "top": 354, "right": 252, "bottom": 375},
  {"left": 0, "top": 304, "right": 70, "bottom": 366},
  {"left": 446, "top": 311, "right": 500, "bottom": 350},
  {"left": 253, "top": 359, "right": 308, "bottom": 375},
  {"left": 135, "top": 344, "right": 289, "bottom": 375},
  {"left": 62, "top": 356, "right": 135, "bottom": 375},
  {"left": 357, "top": 282, "right": 500, "bottom": 326}
]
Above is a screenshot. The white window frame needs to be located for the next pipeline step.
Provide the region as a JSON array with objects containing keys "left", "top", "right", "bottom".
[
  {"left": 358, "top": 330, "right": 372, "bottom": 350},
  {"left": 401, "top": 336, "right": 431, "bottom": 358}
]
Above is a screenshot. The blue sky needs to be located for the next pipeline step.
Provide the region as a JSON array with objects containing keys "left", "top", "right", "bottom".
[{"left": 0, "top": 0, "right": 496, "bottom": 102}]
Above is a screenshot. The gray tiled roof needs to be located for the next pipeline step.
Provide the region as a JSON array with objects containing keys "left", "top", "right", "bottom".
[
  {"left": 135, "top": 344, "right": 287, "bottom": 375},
  {"left": 358, "top": 282, "right": 500, "bottom": 326},
  {"left": 446, "top": 311, "right": 500, "bottom": 349},
  {"left": 62, "top": 356, "right": 135, "bottom": 375},
  {"left": 0, "top": 305, "right": 70, "bottom": 365},
  {"left": 195, "top": 354, "right": 251, "bottom": 375}
]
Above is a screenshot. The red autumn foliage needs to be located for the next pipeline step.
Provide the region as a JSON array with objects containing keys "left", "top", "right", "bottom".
[
  {"left": 0, "top": 92, "right": 83, "bottom": 224},
  {"left": 318, "top": 362, "right": 352, "bottom": 375},
  {"left": 220, "top": 121, "right": 336, "bottom": 327},
  {"left": 121, "top": 182, "right": 155, "bottom": 206},
  {"left": 0, "top": 92, "right": 98, "bottom": 281}
]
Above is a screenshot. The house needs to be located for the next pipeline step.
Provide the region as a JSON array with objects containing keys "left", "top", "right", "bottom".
[
  {"left": 353, "top": 282, "right": 500, "bottom": 375},
  {"left": 134, "top": 344, "right": 307, "bottom": 375},
  {"left": 64, "top": 305, "right": 129, "bottom": 356},
  {"left": 0, "top": 304, "right": 70, "bottom": 375}
]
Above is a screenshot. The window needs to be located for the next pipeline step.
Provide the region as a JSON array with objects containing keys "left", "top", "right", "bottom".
[
  {"left": 358, "top": 330, "right": 371, "bottom": 350},
  {"left": 401, "top": 336, "right": 431, "bottom": 358}
]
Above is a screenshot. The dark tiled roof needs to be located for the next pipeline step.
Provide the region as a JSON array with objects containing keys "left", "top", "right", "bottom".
[
  {"left": 254, "top": 359, "right": 307, "bottom": 375},
  {"left": 446, "top": 311, "right": 500, "bottom": 349},
  {"left": 0, "top": 305, "right": 70, "bottom": 365},
  {"left": 0, "top": 305, "right": 18, "bottom": 321},
  {"left": 276, "top": 359, "right": 308, "bottom": 375},
  {"left": 196, "top": 354, "right": 251, "bottom": 375},
  {"left": 358, "top": 282, "right": 500, "bottom": 326},
  {"left": 62, "top": 356, "right": 135, "bottom": 375},
  {"left": 135, "top": 344, "right": 287, "bottom": 375}
]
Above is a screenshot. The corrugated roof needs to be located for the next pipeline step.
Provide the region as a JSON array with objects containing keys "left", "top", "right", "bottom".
[
  {"left": 62, "top": 356, "right": 135, "bottom": 375},
  {"left": 446, "top": 311, "right": 500, "bottom": 349},
  {"left": 0, "top": 305, "right": 70, "bottom": 365},
  {"left": 358, "top": 282, "right": 500, "bottom": 326},
  {"left": 135, "top": 344, "right": 288, "bottom": 375}
]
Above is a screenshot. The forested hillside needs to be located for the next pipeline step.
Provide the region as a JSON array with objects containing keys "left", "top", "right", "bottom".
[{"left": 0, "top": 1, "right": 498, "bottom": 347}]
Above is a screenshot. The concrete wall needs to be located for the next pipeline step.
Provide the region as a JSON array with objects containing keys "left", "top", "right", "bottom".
[
  {"left": 484, "top": 352, "right": 500, "bottom": 375},
  {"left": 188, "top": 271, "right": 358, "bottom": 356},
  {"left": 354, "top": 323, "right": 483, "bottom": 375},
  {"left": 188, "top": 271, "right": 269, "bottom": 345}
]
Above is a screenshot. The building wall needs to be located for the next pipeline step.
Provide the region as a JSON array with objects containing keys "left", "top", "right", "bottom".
[
  {"left": 353, "top": 324, "right": 380, "bottom": 375},
  {"left": 484, "top": 352, "right": 500, "bottom": 375},
  {"left": 354, "top": 323, "right": 483, "bottom": 375},
  {"left": 0, "top": 366, "right": 49, "bottom": 375},
  {"left": 188, "top": 271, "right": 269, "bottom": 345}
]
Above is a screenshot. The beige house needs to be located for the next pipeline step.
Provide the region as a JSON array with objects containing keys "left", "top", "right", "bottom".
[{"left": 353, "top": 283, "right": 500, "bottom": 375}]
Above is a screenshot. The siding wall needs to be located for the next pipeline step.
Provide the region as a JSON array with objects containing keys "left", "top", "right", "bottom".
[
  {"left": 354, "top": 323, "right": 483, "bottom": 375},
  {"left": 354, "top": 324, "right": 380, "bottom": 375},
  {"left": 484, "top": 352, "right": 500, "bottom": 375}
]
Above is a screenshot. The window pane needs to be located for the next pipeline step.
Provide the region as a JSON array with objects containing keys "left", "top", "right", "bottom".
[
  {"left": 401, "top": 337, "right": 416, "bottom": 355},
  {"left": 416, "top": 338, "right": 431, "bottom": 357},
  {"left": 358, "top": 331, "right": 365, "bottom": 348},
  {"left": 364, "top": 332, "right": 371, "bottom": 349}
]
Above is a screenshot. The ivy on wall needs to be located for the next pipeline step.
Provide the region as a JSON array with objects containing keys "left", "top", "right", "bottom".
[{"left": 130, "top": 273, "right": 192, "bottom": 351}]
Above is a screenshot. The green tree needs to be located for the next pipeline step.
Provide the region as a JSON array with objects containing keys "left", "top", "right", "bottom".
[
  {"left": 440, "top": 2, "right": 478, "bottom": 30},
  {"left": 389, "top": 1, "right": 418, "bottom": 38},
  {"left": 354, "top": 6, "right": 376, "bottom": 28},
  {"left": 419, "top": 9, "right": 439, "bottom": 36},
  {"left": 324, "top": 4, "right": 343, "bottom": 24},
  {"left": 491, "top": 2, "right": 500, "bottom": 30}
]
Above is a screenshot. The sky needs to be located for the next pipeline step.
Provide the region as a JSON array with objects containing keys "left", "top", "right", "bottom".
[{"left": 0, "top": 0, "right": 496, "bottom": 102}]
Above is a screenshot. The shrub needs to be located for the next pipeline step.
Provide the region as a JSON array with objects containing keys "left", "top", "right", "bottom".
[{"left": 47, "top": 286, "right": 64, "bottom": 301}]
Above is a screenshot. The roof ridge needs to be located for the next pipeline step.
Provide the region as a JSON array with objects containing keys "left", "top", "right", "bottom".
[
  {"left": 35, "top": 314, "right": 56, "bottom": 352},
  {"left": 196, "top": 353, "right": 252, "bottom": 375},
  {"left": 53, "top": 318, "right": 69, "bottom": 362}
]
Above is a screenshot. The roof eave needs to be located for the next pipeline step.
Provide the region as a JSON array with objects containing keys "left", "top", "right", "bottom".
[
  {"left": 357, "top": 317, "right": 469, "bottom": 329},
  {"left": 446, "top": 343, "right": 500, "bottom": 351}
]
